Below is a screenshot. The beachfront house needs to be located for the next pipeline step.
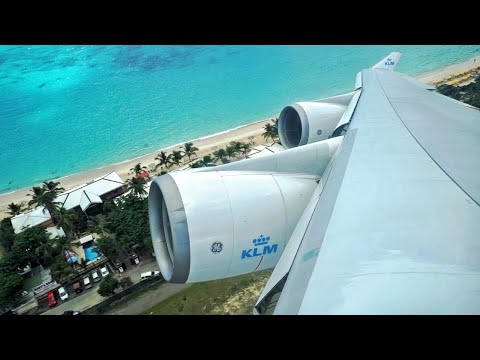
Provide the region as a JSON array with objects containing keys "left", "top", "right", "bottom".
[
  {"left": 11, "top": 206, "right": 54, "bottom": 235},
  {"left": 55, "top": 171, "right": 126, "bottom": 216},
  {"left": 12, "top": 171, "right": 126, "bottom": 234},
  {"left": 11, "top": 208, "right": 67, "bottom": 241}
]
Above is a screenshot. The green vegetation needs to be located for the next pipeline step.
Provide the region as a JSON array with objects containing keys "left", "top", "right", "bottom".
[
  {"left": 181, "top": 142, "right": 199, "bottom": 163},
  {"left": 130, "top": 163, "right": 147, "bottom": 175},
  {"left": 126, "top": 176, "right": 148, "bottom": 197},
  {"left": 7, "top": 202, "right": 25, "bottom": 217},
  {"left": 262, "top": 118, "right": 279, "bottom": 143},
  {"left": 27, "top": 181, "right": 64, "bottom": 221},
  {"left": 94, "top": 236, "right": 121, "bottom": 264},
  {"left": 0, "top": 271, "right": 23, "bottom": 310},
  {"left": 98, "top": 275, "right": 119, "bottom": 297},
  {"left": 437, "top": 74, "right": 480, "bottom": 108},
  {"left": 143, "top": 270, "right": 272, "bottom": 315},
  {"left": 0, "top": 218, "right": 15, "bottom": 251},
  {"left": 104, "top": 194, "right": 151, "bottom": 253},
  {"left": 154, "top": 151, "right": 171, "bottom": 170}
]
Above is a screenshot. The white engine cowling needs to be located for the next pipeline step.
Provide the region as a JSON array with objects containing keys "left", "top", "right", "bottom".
[
  {"left": 148, "top": 171, "right": 319, "bottom": 283},
  {"left": 278, "top": 102, "right": 346, "bottom": 149}
]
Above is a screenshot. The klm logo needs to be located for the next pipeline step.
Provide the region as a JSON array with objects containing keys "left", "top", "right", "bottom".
[
  {"left": 385, "top": 58, "right": 395, "bottom": 66},
  {"left": 241, "top": 235, "right": 278, "bottom": 259}
]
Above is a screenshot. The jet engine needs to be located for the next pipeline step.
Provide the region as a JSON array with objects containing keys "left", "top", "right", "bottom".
[
  {"left": 278, "top": 102, "right": 347, "bottom": 149},
  {"left": 277, "top": 89, "right": 360, "bottom": 149},
  {"left": 148, "top": 170, "right": 319, "bottom": 283}
]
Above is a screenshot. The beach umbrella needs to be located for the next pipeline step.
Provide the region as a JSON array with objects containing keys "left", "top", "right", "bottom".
[{"left": 65, "top": 249, "right": 78, "bottom": 263}]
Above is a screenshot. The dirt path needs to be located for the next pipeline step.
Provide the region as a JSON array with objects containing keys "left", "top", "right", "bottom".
[{"left": 104, "top": 283, "right": 190, "bottom": 315}]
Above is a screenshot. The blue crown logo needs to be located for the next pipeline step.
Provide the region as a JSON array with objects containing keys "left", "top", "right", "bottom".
[
  {"left": 252, "top": 235, "right": 270, "bottom": 246},
  {"left": 386, "top": 58, "right": 392, "bottom": 62}
]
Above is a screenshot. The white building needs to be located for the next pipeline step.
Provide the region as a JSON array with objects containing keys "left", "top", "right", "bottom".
[
  {"left": 11, "top": 172, "right": 126, "bottom": 235},
  {"left": 56, "top": 171, "right": 126, "bottom": 212},
  {"left": 11, "top": 207, "right": 53, "bottom": 235}
]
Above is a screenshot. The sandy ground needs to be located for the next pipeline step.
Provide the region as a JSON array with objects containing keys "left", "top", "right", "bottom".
[
  {"left": 2, "top": 54, "right": 480, "bottom": 219},
  {"left": 0, "top": 118, "right": 273, "bottom": 218},
  {"left": 417, "top": 55, "right": 480, "bottom": 84}
]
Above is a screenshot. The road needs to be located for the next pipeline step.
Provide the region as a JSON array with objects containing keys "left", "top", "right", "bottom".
[{"left": 42, "top": 259, "right": 161, "bottom": 315}]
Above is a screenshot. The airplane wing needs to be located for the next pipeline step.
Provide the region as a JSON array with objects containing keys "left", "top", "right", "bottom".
[
  {"left": 256, "top": 54, "right": 480, "bottom": 314},
  {"left": 148, "top": 52, "right": 480, "bottom": 314}
]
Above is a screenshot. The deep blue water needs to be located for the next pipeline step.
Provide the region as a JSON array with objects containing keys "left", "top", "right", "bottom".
[{"left": 1, "top": 45, "right": 479, "bottom": 193}]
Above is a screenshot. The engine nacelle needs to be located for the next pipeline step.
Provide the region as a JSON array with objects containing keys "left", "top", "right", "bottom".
[
  {"left": 148, "top": 171, "right": 319, "bottom": 283},
  {"left": 278, "top": 102, "right": 347, "bottom": 149}
]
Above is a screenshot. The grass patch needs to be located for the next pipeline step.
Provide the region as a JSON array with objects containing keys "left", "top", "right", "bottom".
[{"left": 143, "top": 270, "right": 272, "bottom": 315}]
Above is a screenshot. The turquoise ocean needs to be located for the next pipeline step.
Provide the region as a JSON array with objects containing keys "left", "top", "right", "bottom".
[{"left": 1, "top": 45, "right": 479, "bottom": 194}]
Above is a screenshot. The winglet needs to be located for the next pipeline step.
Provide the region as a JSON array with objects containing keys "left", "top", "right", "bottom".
[{"left": 372, "top": 52, "right": 401, "bottom": 71}]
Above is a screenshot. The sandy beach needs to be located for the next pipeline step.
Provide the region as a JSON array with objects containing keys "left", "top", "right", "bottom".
[
  {"left": 1, "top": 55, "right": 479, "bottom": 219},
  {"left": 0, "top": 118, "right": 274, "bottom": 217}
]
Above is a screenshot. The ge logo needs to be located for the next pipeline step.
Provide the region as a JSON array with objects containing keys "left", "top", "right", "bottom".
[{"left": 211, "top": 242, "right": 223, "bottom": 254}]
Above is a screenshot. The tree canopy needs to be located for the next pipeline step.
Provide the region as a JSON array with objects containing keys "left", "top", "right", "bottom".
[
  {"left": 0, "top": 271, "right": 23, "bottom": 310},
  {"left": 105, "top": 195, "right": 151, "bottom": 252},
  {"left": 98, "top": 275, "right": 119, "bottom": 297},
  {"left": 0, "top": 218, "right": 15, "bottom": 251}
]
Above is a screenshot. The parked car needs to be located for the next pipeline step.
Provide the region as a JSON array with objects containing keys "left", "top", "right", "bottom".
[
  {"left": 58, "top": 287, "right": 69, "bottom": 301},
  {"left": 100, "top": 266, "right": 109, "bottom": 277},
  {"left": 140, "top": 271, "right": 160, "bottom": 280},
  {"left": 129, "top": 256, "right": 140, "bottom": 265},
  {"left": 63, "top": 310, "right": 81, "bottom": 315},
  {"left": 91, "top": 270, "right": 100, "bottom": 282},
  {"left": 83, "top": 276, "right": 92, "bottom": 290},
  {"left": 115, "top": 262, "right": 126, "bottom": 273},
  {"left": 73, "top": 281, "right": 82, "bottom": 294},
  {"left": 47, "top": 291, "right": 57, "bottom": 307}
]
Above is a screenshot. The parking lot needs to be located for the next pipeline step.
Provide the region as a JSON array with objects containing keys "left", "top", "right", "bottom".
[
  {"left": 37, "top": 265, "right": 111, "bottom": 313},
  {"left": 42, "top": 257, "right": 159, "bottom": 315}
]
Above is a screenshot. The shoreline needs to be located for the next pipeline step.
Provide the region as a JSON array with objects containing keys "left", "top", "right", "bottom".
[{"left": 2, "top": 54, "right": 479, "bottom": 218}]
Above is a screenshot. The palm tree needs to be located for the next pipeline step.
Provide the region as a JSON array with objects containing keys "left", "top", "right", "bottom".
[
  {"left": 155, "top": 151, "right": 172, "bottom": 170},
  {"left": 7, "top": 202, "right": 25, "bottom": 216},
  {"left": 203, "top": 155, "right": 214, "bottom": 165},
  {"left": 86, "top": 215, "right": 109, "bottom": 235},
  {"left": 126, "top": 177, "right": 147, "bottom": 197},
  {"left": 43, "top": 181, "right": 65, "bottom": 194},
  {"left": 262, "top": 122, "right": 278, "bottom": 142},
  {"left": 240, "top": 143, "right": 252, "bottom": 156},
  {"left": 181, "top": 142, "right": 199, "bottom": 163},
  {"left": 169, "top": 150, "right": 184, "bottom": 167},
  {"left": 225, "top": 145, "right": 238, "bottom": 159},
  {"left": 213, "top": 148, "right": 228, "bottom": 163},
  {"left": 27, "top": 185, "right": 60, "bottom": 219},
  {"left": 50, "top": 255, "right": 76, "bottom": 282},
  {"left": 53, "top": 235, "right": 80, "bottom": 264},
  {"left": 27, "top": 186, "right": 46, "bottom": 207},
  {"left": 35, "top": 238, "right": 54, "bottom": 268},
  {"left": 130, "top": 163, "right": 147, "bottom": 175},
  {"left": 230, "top": 141, "right": 244, "bottom": 154},
  {"left": 190, "top": 160, "right": 205, "bottom": 168},
  {"left": 55, "top": 208, "right": 77, "bottom": 238}
]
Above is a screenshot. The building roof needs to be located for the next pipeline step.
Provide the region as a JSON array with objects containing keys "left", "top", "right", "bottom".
[
  {"left": 46, "top": 226, "right": 66, "bottom": 240},
  {"left": 78, "top": 234, "right": 94, "bottom": 245},
  {"left": 56, "top": 171, "right": 125, "bottom": 211},
  {"left": 11, "top": 207, "right": 52, "bottom": 234},
  {"left": 246, "top": 142, "right": 285, "bottom": 159},
  {"left": 136, "top": 172, "right": 150, "bottom": 179}
]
